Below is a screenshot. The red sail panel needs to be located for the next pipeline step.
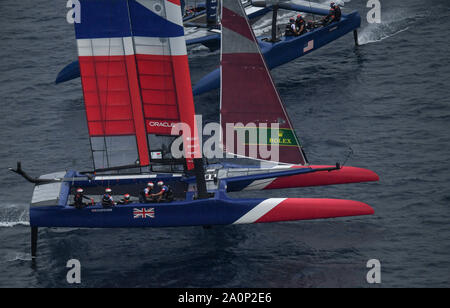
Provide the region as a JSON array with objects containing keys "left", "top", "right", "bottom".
[
  {"left": 220, "top": 0, "right": 306, "bottom": 165},
  {"left": 80, "top": 56, "right": 136, "bottom": 137},
  {"left": 138, "top": 54, "right": 180, "bottom": 135}
]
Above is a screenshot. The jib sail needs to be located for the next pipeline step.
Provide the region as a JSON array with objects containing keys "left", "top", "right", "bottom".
[{"left": 74, "top": 0, "right": 200, "bottom": 171}]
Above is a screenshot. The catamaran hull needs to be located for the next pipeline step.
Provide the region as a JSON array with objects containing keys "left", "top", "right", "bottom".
[
  {"left": 30, "top": 198, "right": 373, "bottom": 228},
  {"left": 252, "top": 165, "right": 379, "bottom": 191},
  {"left": 219, "top": 165, "right": 379, "bottom": 192}
]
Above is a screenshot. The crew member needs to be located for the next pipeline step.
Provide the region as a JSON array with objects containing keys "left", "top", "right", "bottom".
[
  {"left": 307, "top": 20, "right": 319, "bottom": 31},
  {"left": 323, "top": 2, "right": 341, "bottom": 26},
  {"left": 140, "top": 182, "right": 155, "bottom": 203},
  {"left": 285, "top": 17, "right": 298, "bottom": 37},
  {"left": 332, "top": 2, "right": 342, "bottom": 22},
  {"left": 118, "top": 193, "right": 132, "bottom": 205},
  {"left": 73, "top": 188, "right": 94, "bottom": 209},
  {"left": 151, "top": 181, "right": 174, "bottom": 203},
  {"left": 101, "top": 188, "right": 115, "bottom": 208},
  {"left": 295, "top": 14, "right": 307, "bottom": 35}
]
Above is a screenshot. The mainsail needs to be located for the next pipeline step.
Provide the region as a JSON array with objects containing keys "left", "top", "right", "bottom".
[
  {"left": 220, "top": 0, "right": 307, "bottom": 165},
  {"left": 74, "top": 0, "right": 200, "bottom": 170}
]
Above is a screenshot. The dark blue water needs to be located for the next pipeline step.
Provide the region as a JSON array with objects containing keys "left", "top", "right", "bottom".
[{"left": 0, "top": 0, "right": 449, "bottom": 287}]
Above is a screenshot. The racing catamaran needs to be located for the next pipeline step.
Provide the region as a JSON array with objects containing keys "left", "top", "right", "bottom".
[{"left": 11, "top": 0, "right": 378, "bottom": 257}]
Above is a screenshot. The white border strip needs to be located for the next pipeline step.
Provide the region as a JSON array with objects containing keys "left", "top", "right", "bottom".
[
  {"left": 233, "top": 198, "right": 286, "bottom": 224},
  {"left": 77, "top": 36, "right": 186, "bottom": 57}
]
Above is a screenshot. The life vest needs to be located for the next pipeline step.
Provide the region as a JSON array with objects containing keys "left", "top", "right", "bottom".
[
  {"left": 74, "top": 193, "right": 85, "bottom": 209},
  {"left": 328, "top": 6, "right": 341, "bottom": 23},
  {"left": 295, "top": 18, "right": 306, "bottom": 34},
  {"left": 102, "top": 194, "right": 114, "bottom": 206},
  {"left": 74, "top": 193, "right": 83, "bottom": 204},
  {"left": 161, "top": 185, "right": 174, "bottom": 201},
  {"left": 334, "top": 6, "right": 342, "bottom": 21},
  {"left": 120, "top": 198, "right": 131, "bottom": 205},
  {"left": 144, "top": 187, "right": 152, "bottom": 196},
  {"left": 285, "top": 23, "right": 295, "bottom": 36}
]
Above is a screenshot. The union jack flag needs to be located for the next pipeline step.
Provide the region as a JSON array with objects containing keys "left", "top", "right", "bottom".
[{"left": 133, "top": 208, "right": 155, "bottom": 219}]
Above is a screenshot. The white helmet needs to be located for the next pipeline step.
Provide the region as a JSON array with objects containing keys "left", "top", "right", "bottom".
[
  {"left": 147, "top": 182, "right": 154, "bottom": 187},
  {"left": 157, "top": 181, "right": 164, "bottom": 187},
  {"left": 105, "top": 188, "right": 112, "bottom": 193}
]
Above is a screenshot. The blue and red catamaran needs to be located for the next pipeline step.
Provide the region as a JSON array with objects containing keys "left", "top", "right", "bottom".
[{"left": 11, "top": 0, "right": 378, "bottom": 257}]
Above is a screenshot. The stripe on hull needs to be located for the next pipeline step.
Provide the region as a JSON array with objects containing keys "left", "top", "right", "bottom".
[
  {"left": 233, "top": 198, "right": 286, "bottom": 224},
  {"left": 233, "top": 198, "right": 375, "bottom": 224}
]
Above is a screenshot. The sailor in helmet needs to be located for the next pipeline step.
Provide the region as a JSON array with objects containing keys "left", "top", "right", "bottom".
[
  {"left": 118, "top": 193, "right": 132, "bottom": 205},
  {"left": 101, "top": 187, "right": 115, "bottom": 208},
  {"left": 151, "top": 181, "right": 174, "bottom": 203},
  {"left": 285, "top": 17, "right": 298, "bottom": 37},
  {"left": 322, "top": 2, "right": 341, "bottom": 26},
  {"left": 295, "top": 14, "right": 307, "bottom": 36},
  {"left": 72, "top": 187, "right": 94, "bottom": 209},
  {"left": 140, "top": 182, "right": 155, "bottom": 203}
]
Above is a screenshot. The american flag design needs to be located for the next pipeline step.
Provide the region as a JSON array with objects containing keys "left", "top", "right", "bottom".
[
  {"left": 133, "top": 208, "right": 155, "bottom": 219},
  {"left": 303, "top": 40, "right": 314, "bottom": 53}
]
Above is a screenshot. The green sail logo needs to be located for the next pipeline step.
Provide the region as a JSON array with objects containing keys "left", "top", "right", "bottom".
[{"left": 234, "top": 127, "right": 299, "bottom": 147}]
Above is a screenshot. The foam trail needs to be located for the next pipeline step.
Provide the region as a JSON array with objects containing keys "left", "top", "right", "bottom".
[
  {"left": 0, "top": 204, "right": 30, "bottom": 228},
  {"left": 5, "top": 253, "right": 32, "bottom": 262},
  {"left": 357, "top": 9, "right": 424, "bottom": 45},
  {"left": 0, "top": 221, "right": 30, "bottom": 228},
  {"left": 359, "top": 26, "right": 410, "bottom": 45}
]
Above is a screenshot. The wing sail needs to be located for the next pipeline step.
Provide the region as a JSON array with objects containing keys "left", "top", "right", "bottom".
[{"left": 74, "top": 0, "right": 200, "bottom": 170}]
